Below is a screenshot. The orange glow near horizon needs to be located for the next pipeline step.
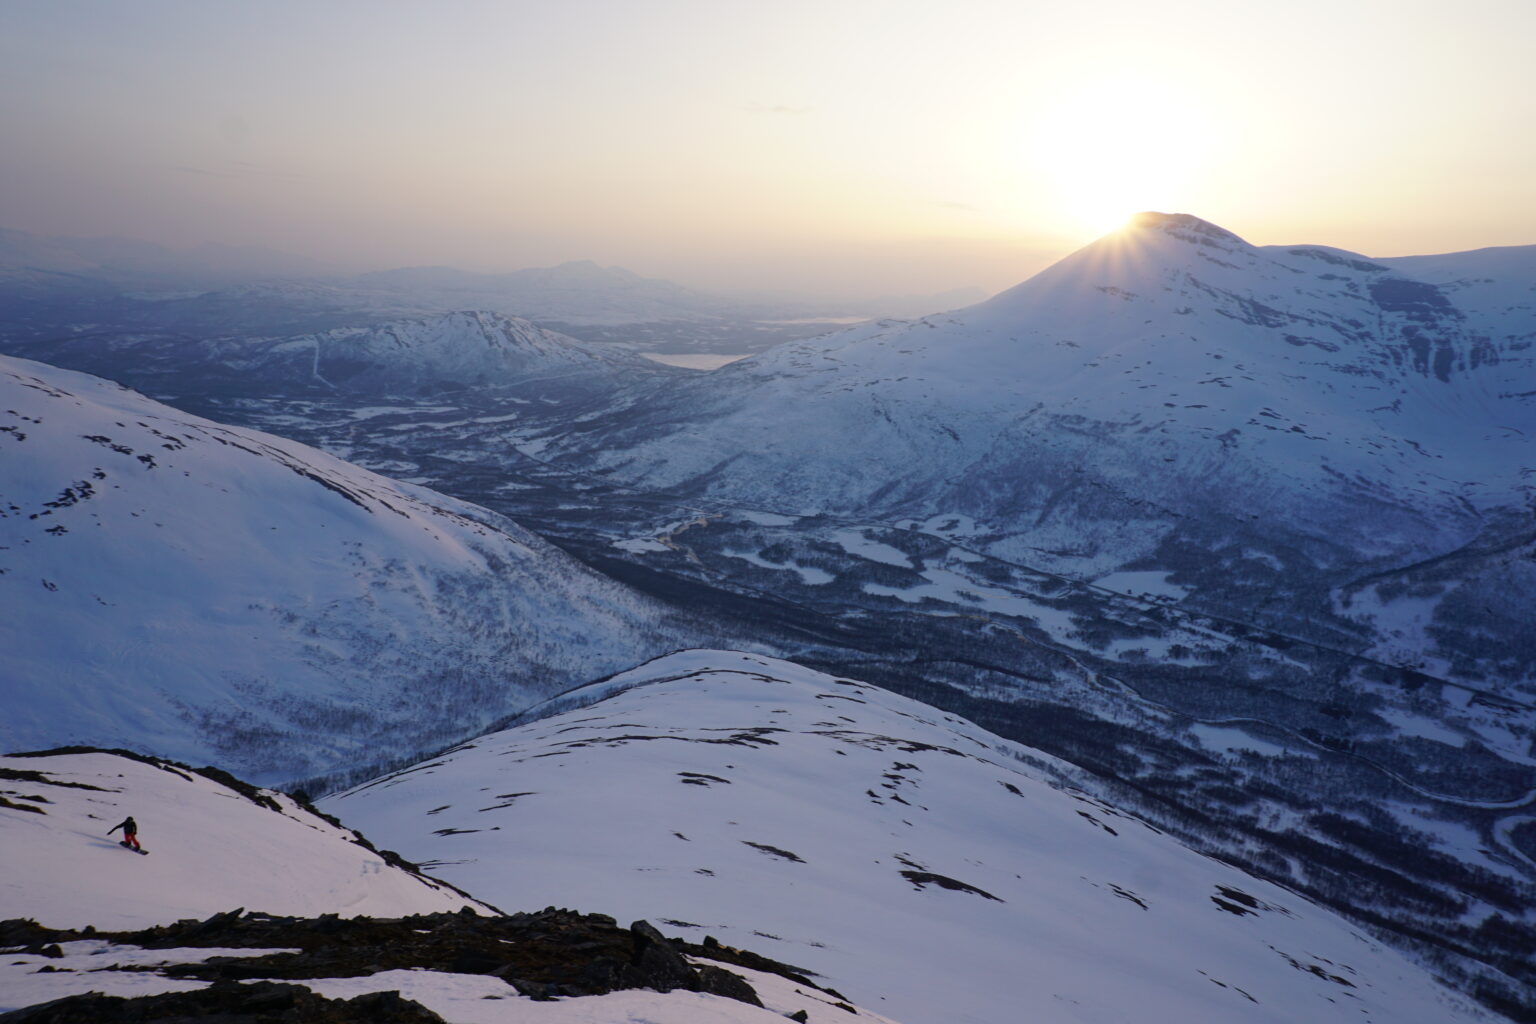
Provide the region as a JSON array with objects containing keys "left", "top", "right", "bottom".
[
  {"left": 1015, "top": 75, "right": 1223, "bottom": 241},
  {"left": 1, "top": 1, "right": 1532, "bottom": 297}
]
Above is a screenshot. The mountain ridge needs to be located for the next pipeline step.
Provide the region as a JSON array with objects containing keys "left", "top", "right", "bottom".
[{"left": 0, "top": 353, "right": 685, "bottom": 783}]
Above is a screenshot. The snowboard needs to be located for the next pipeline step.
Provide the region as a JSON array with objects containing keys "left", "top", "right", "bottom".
[{"left": 118, "top": 841, "right": 149, "bottom": 855}]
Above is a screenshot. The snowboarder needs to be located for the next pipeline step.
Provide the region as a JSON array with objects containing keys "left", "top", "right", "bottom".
[{"left": 108, "top": 815, "right": 141, "bottom": 852}]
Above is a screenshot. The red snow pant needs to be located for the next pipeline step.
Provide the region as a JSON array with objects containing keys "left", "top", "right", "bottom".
[{"left": 121, "top": 832, "right": 140, "bottom": 850}]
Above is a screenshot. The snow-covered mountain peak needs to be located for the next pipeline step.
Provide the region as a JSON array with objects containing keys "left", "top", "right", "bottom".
[
  {"left": 968, "top": 215, "right": 1263, "bottom": 329},
  {"left": 727, "top": 208, "right": 1494, "bottom": 407},
  {"left": 725, "top": 209, "right": 1489, "bottom": 408},
  {"left": 369, "top": 309, "right": 618, "bottom": 364},
  {"left": 971, "top": 210, "right": 1461, "bottom": 360},
  {"left": 1127, "top": 210, "right": 1251, "bottom": 245},
  {"left": 539, "top": 259, "right": 644, "bottom": 284}
]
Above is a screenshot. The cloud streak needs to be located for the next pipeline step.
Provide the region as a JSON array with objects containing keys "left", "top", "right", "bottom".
[
  {"left": 740, "top": 101, "right": 815, "bottom": 115},
  {"left": 170, "top": 161, "right": 304, "bottom": 180}
]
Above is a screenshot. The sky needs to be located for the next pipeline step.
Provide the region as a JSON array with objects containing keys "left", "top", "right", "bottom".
[{"left": 2, "top": 0, "right": 1533, "bottom": 299}]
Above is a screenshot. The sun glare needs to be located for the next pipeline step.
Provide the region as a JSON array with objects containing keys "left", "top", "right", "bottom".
[{"left": 1024, "top": 76, "right": 1216, "bottom": 239}]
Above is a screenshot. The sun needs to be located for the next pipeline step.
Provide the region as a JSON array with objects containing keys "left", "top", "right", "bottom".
[{"left": 1024, "top": 76, "right": 1216, "bottom": 238}]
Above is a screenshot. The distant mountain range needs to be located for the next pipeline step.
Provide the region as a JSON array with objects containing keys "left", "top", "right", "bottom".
[
  {"left": 0, "top": 227, "right": 327, "bottom": 291},
  {"left": 0, "top": 227, "right": 986, "bottom": 353},
  {"left": 353, "top": 260, "right": 734, "bottom": 326},
  {"left": 3, "top": 213, "right": 1534, "bottom": 1020}
]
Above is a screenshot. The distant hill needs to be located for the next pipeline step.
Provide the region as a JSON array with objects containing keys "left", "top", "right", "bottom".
[{"left": 0, "top": 227, "right": 325, "bottom": 289}]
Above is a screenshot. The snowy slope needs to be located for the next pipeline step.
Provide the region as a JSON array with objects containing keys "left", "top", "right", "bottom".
[
  {"left": 1378, "top": 243, "right": 1536, "bottom": 432},
  {"left": 324, "top": 651, "right": 1492, "bottom": 1024},
  {"left": 0, "top": 354, "right": 679, "bottom": 783},
  {"left": 1380, "top": 244, "right": 1536, "bottom": 353},
  {"left": 0, "top": 750, "right": 488, "bottom": 929}
]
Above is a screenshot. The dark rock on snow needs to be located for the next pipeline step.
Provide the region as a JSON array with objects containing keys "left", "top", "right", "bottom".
[
  {"left": 0, "top": 981, "right": 443, "bottom": 1023},
  {"left": 0, "top": 906, "right": 850, "bottom": 1019}
]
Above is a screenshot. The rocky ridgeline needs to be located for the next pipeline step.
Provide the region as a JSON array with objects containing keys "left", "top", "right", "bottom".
[{"left": 0, "top": 906, "right": 841, "bottom": 1021}]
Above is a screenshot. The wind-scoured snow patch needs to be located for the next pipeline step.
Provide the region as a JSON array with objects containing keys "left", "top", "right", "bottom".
[
  {"left": 1189, "top": 724, "right": 1294, "bottom": 759},
  {"left": 0, "top": 750, "right": 488, "bottom": 929},
  {"left": 613, "top": 536, "right": 671, "bottom": 554},
  {"left": 325, "top": 651, "right": 1488, "bottom": 1024},
  {"left": 1093, "top": 570, "right": 1192, "bottom": 603},
  {"left": 1376, "top": 706, "right": 1469, "bottom": 748},
  {"left": 722, "top": 548, "right": 835, "bottom": 585},
  {"left": 731, "top": 509, "right": 800, "bottom": 527},
  {"left": 831, "top": 529, "right": 914, "bottom": 568}
]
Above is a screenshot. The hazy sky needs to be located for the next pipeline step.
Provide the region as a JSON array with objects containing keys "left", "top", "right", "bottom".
[{"left": 2, "top": 0, "right": 1533, "bottom": 298}]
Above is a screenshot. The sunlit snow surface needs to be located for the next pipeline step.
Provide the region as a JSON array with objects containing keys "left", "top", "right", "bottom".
[
  {"left": 0, "top": 751, "right": 486, "bottom": 929},
  {"left": 325, "top": 651, "right": 1490, "bottom": 1024}
]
